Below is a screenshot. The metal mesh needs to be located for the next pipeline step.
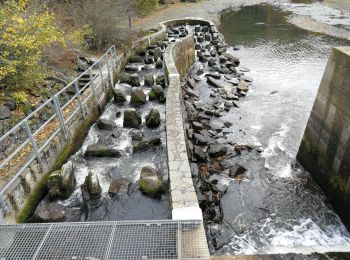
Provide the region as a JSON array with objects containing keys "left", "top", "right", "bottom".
[{"left": 0, "top": 220, "right": 209, "bottom": 260}]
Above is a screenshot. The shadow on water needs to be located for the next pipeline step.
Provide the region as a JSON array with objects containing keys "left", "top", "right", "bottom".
[{"left": 209, "top": 4, "right": 350, "bottom": 255}]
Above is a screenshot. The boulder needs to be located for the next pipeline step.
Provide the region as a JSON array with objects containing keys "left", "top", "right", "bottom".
[
  {"left": 156, "top": 74, "right": 166, "bottom": 87},
  {"left": 237, "top": 80, "right": 249, "bottom": 92},
  {"left": 85, "top": 144, "right": 122, "bottom": 158},
  {"left": 113, "top": 88, "right": 127, "bottom": 103},
  {"left": 139, "top": 166, "right": 163, "bottom": 197},
  {"left": 144, "top": 74, "right": 154, "bottom": 86},
  {"left": 119, "top": 73, "right": 140, "bottom": 87},
  {"left": 3, "top": 98, "right": 16, "bottom": 111},
  {"left": 145, "top": 55, "right": 154, "bottom": 64},
  {"left": 108, "top": 176, "right": 130, "bottom": 198},
  {"left": 154, "top": 47, "right": 163, "bottom": 60},
  {"left": 0, "top": 106, "right": 11, "bottom": 120},
  {"left": 125, "top": 64, "right": 139, "bottom": 73},
  {"left": 149, "top": 85, "right": 166, "bottom": 103},
  {"left": 193, "top": 145, "right": 207, "bottom": 162},
  {"left": 129, "top": 55, "right": 144, "bottom": 63},
  {"left": 146, "top": 108, "right": 161, "bottom": 128},
  {"left": 130, "top": 88, "right": 146, "bottom": 105},
  {"left": 222, "top": 52, "right": 240, "bottom": 66},
  {"left": 123, "top": 109, "right": 142, "bottom": 128},
  {"left": 133, "top": 138, "right": 161, "bottom": 153},
  {"left": 207, "top": 77, "right": 224, "bottom": 88},
  {"left": 155, "top": 58, "right": 163, "bottom": 68},
  {"left": 229, "top": 164, "right": 248, "bottom": 178},
  {"left": 208, "top": 144, "right": 227, "bottom": 157},
  {"left": 34, "top": 198, "right": 80, "bottom": 222},
  {"left": 130, "top": 130, "right": 143, "bottom": 141},
  {"left": 83, "top": 171, "right": 102, "bottom": 201},
  {"left": 96, "top": 118, "right": 116, "bottom": 131}
]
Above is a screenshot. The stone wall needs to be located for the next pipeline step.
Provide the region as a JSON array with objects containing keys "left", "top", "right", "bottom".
[{"left": 297, "top": 46, "right": 350, "bottom": 229}]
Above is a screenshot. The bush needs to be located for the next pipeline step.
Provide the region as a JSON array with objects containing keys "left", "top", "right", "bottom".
[
  {"left": 11, "top": 91, "right": 28, "bottom": 105},
  {"left": 0, "top": 0, "right": 62, "bottom": 89},
  {"left": 135, "top": 0, "right": 158, "bottom": 16}
]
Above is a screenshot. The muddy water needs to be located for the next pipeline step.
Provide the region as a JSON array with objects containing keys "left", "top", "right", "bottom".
[{"left": 213, "top": 4, "right": 350, "bottom": 255}]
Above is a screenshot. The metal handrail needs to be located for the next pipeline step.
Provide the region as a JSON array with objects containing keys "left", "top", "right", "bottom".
[{"left": 0, "top": 45, "right": 118, "bottom": 214}]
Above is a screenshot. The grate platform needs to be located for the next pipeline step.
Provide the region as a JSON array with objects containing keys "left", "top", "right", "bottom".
[{"left": 0, "top": 220, "right": 209, "bottom": 260}]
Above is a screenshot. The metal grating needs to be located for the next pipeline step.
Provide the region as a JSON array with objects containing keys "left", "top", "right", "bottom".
[{"left": 0, "top": 220, "right": 209, "bottom": 260}]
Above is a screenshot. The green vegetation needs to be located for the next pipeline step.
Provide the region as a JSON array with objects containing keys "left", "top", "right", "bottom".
[{"left": 135, "top": 0, "right": 158, "bottom": 16}]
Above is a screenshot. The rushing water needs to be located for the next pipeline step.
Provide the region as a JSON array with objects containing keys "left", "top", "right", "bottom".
[{"left": 213, "top": 4, "right": 350, "bottom": 255}]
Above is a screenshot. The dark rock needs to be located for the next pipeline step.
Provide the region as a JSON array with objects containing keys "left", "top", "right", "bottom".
[
  {"left": 139, "top": 166, "right": 163, "bottom": 197},
  {"left": 125, "top": 64, "right": 139, "bottom": 72},
  {"left": 83, "top": 171, "right": 102, "bottom": 201},
  {"left": 207, "top": 77, "right": 224, "bottom": 88},
  {"left": 34, "top": 198, "right": 80, "bottom": 222},
  {"left": 155, "top": 58, "right": 163, "bottom": 68},
  {"left": 149, "top": 85, "right": 166, "bottom": 103},
  {"left": 208, "top": 58, "right": 217, "bottom": 67},
  {"left": 154, "top": 47, "right": 163, "bottom": 60},
  {"left": 208, "top": 144, "right": 227, "bottom": 157},
  {"left": 130, "top": 88, "right": 146, "bottom": 105},
  {"left": 190, "top": 163, "right": 199, "bottom": 178},
  {"left": 146, "top": 108, "right": 161, "bottom": 128},
  {"left": 192, "top": 121, "right": 204, "bottom": 131},
  {"left": 187, "top": 78, "right": 196, "bottom": 89},
  {"left": 224, "top": 122, "right": 233, "bottom": 128},
  {"left": 96, "top": 118, "right": 116, "bottom": 131},
  {"left": 123, "top": 109, "right": 142, "bottom": 128},
  {"left": 193, "top": 145, "right": 207, "bottom": 162},
  {"left": 144, "top": 55, "right": 154, "bottom": 64},
  {"left": 119, "top": 73, "right": 140, "bottom": 87},
  {"left": 129, "top": 55, "right": 144, "bottom": 63},
  {"left": 3, "top": 99, "right": 16, "bottom": 111},
  {"left": 144, "top": 74, "right": 154, "bottom": 86},
  {"left": 222, "top": 52, "right": 240, "bottom": 66},
  {"left": 130, "top": 130, "right": 143, "bottom": 141},
  {"left": 108, "top": 176, "right": 130, "bottom": 198},
  {"left": 133, "top": 138, "right": 161, "bottom": 153},
  {"left": 229, "top": 164, "right": 248, "bottom": 178},
  {"left": 113, "top": 88, "right": 127, "bottom": 103},
  {"left": 207, "top": 174, "right": 229, "bottom": 194},
  {"left": 193, "top": 133, "right": 208, "bottom": 145},
  {"left": 0, "top": 106, "right": 11, "bottom": 120},
  {"left": 116, "top": 110, "right": 121, "bottom": 117},
  {"left": 85, "top": 144, "right": 122, "bottom": 158},
  {"left": 156, "top": 74, "right": 166, "bottom": 87}
]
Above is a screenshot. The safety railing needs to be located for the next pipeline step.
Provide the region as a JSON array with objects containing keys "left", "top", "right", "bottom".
[{"left": 0, "top": 45, "right": 118, "bottom": 214}]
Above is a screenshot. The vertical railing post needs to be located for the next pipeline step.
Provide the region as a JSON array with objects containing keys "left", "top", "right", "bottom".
[
  {"left": 89, "top": 68, "right": 98, "bottom": 102},
  {"left": 106, "top": 56, "right": 113, "bottom": 88},
  {"left": 98, "top": 61, "right": 105, "bottom": 91},
  {"left": 53, "top": 96, "right": 68, "bottom": 140},
  {"left": 74, "top": 80, "right": 86, "bottom": 117},
  {"left": 24, "top": 119, "right": 43, "bottom": 166}
]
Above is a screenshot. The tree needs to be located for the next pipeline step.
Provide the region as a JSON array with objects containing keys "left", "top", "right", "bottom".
[{"left": 0, "top": 0, "right": 62, "bottom": 89}]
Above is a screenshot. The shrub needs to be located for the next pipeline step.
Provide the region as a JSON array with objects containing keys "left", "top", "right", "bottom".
[
  {"left": 135, "top": 0, "right": 158, "bottom": 16},
  {"left": 12, "top": 91, "right": 28, "bottom": 105},
  {"left": 0, "top": 0, "right": 62, "bottom": 89}
]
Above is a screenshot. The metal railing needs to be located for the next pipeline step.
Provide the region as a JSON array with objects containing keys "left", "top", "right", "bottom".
[
  {"left": 0, "top": 219, "right": 210, "bottom": 260},
  {"left": 0, "top": 45, "right": 118, "bottom": 214}
]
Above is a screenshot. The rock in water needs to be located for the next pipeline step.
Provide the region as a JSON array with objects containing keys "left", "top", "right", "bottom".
[
  {"left": 83, "top": 171, "right": 102, "bottom": 201},
  {"left": 208, "top": 144, "right": 227, "bottom": 157},
  {"left": 156, "top": 58, "right": 163, "bottom": 68},
  {"left": 156, "top": 74, "right": 166, "bottom": 87},
  {"left": 146, "top": 108, "right": 161, "bottom": 128},
  {"left": 144, "top": 74, "right": 154, "bottom": 86},
  {"left": 108, "top": 176, "right": 130, "bottom": 198},
  {"left": 130, "top": 88, "right": 146, "bottom": 105},
  {"left": 222, "top": 52, "right": 240, "bottom": 66},
  {"left": 96, "top": 118, "right": 116, "bottom": 131},
  {"left": 207, "top": 77, "right": 224, "bottom": 88},
  {"left": 34, "top": 198, "right": 80, "bottom": 222},
  {"left": 154, "top": 47, "right": 163, "bottom": 60},
  {"left": 123, "top": 109, "right": 142, "bottom": 128},
  {"left": 237, "top": 80, "right": 249, "bottom": 92},
  {"left": 113, "top": 88, "right": 127, "bottom": 103},
  {"left": 148, "top": 85, "right": 165, "bottom": 103},
  {"left": 139, "top": 166, "right": 163, "bottom": 198},
  {"left": 85, "top": 144, "right": 122, "bottom": 158},
  {"left": 133, "top": 138, "right": 161, "bottom": 153}
]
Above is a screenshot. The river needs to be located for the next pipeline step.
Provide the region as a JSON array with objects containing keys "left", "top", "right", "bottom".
[{"left": 209, "top": 3, "right": 350, "bottom": 255}]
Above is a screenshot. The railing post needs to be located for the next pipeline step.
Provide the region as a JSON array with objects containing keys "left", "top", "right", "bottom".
[
  {"left": 106, "top": 57, "right": 113, "bottom": 88},
  {"left": 24, "top": 120, "right": 43, "bottom": 166},
  {"left": 74, "top": 80, "right": 86, "bottom": 117},
  {"left": 53, "top": 96, "right": 68, "bottom": 140},
  {"left": 98, "top": 61, "right": 105, "bottom": 91},
  {"left": 89, "top": 68, "right": 98, "bottom": 102},
  {"left": 0, "top": 194, "right": 10, "bottom": 216}
]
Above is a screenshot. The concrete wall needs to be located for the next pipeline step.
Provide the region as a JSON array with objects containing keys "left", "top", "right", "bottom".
[{"left": 297, "top": 46, "right": 350, "bottom": 229}]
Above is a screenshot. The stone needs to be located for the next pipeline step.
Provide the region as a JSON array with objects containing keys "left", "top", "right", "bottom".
[
  {"left": 133, "top": 138, "right": 161, "bottom": 153},
  {"left": 187, "top": 78, "right": 196, "bottom": 89},
  {"left": 108, "top": 176, "right": 130, "bottom": 198},
  {"left": 144, "top": 55, "right": 154, "bottom": 64},
  {"left": 0, "top": 106, "right": 11, "bottom": 120},
  {"left": 192, "top": 121, "right": 204, "bottom": 131},
  {"left": 193, "top": 145, "right": 207, "bottom": 162},
  {"left": 96, "top": 118, "right": 116, "bottom": 131},
  {"left": 34, "top": 198, "right": 79, "bottom": 222},
  {"left": 155, "top": 58, "right": 163, "bottom": 68},
  {"left": 83, "top": 171, "right": 102, "bottom": 201},
  {"left": 237, "top": 80, "right": 249, "bottom": 92},
  {"left": 219, "top": 56, "right": 227, "bottom": 63},
  {"left": 144, "top": 74, "right": 154, "bottom": 86},
  {"left": 156, "top": 74, "right": 166, "bottom": 87},
  {"left": 130, "top": 130, "right": 143, "bottom": 141},
  {"left": 190, "top": 163, "right": 199, "bottom": 178},
  {"left": 146, "top": 108, "right": 161, "bottom": 128},
  {"left": 208, "top": 144, "right": 227, "bottom": 157},
  {"left": 154, "top": 47, "right": 163, "bottom": 60},
  {"left": 229, "top": 164, "right": 248, "bottom": 178},
  {"left": 208, "top": 58, "right": 217, "bottom": 67},
  {"left": 129, "top": 55, "right": 144, "bottom": 63},
  {"left": 139, "top": 166, "right": 163, "bottom": 197},
  {"left": 193, "top": 133, "right": 208, "bottom": 145},
  {"left": 116, "top": 110, "right": 121, "bottom": 117},
  {"left": 207, "top": 174, "right": 229, "bottom": 194},
  {"left": 241, "top": 75, "right": 253, "bottom": 82},
  {"left": 224, "top": 122, "right": 233, "bottom": 128},
  {"left": 125, "top": 64, "right": 139, "bottom": 72},
  {"left": 123, "top": 109, "right": 142, "bottom": 128},
  {"left": 3, "top": 98, "right": 16, "bottom": 111},
  {"left": 113, "top": 88, "right": 127, "bottom": 103},
  {"left": 111, "top": 128, "right": 122, "bottom": 138},
  {"left": 207, "top": 77, "right": 224, "bottom": 88},
  {"left": 222, "top": 52, "right": 240, "bottom": 66},
  {"left": 130, "top": 88, "right": 146, "bottom": 105},
  {"left": 119, "top": 73, "right": 140, "bottom": 87},
  {"left": 85, "top": 144, "right": 122, "bottom": 158},
  {"left": 149, "top": 85, "right": 166, "bottom": 103},
  {"left": 194, "top": 75, "right": 202, "bottom": 82}
]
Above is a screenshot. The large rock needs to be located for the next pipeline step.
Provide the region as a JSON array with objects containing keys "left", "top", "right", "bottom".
[
  {"left": 113, "top": 88, "right": 127, "bottom": 103},
  {"left": 237, "top": 80, "right": 249, "bottom": 92},
  {"left": 96, "top": 118, "right": 116, "bottom": 131},
  {"left": 3, "top": 98, "right": 16, "bottom": 111},
  {"left": 85, "top": 144, "right": 122, "bottom": 158},
  {"left": 34, "top": 198, "right": 80, "bottom": 222},
  {"left": 0, "top": 106, "right": 11, "bottom": 120},
  {"left": 222, "top": 52, "right": 240, "bottom": 66},
  {"left": 119, "top": 73, "right": 140, "bottom": 87},
  {"left": 207, "top": 77, "right": 224, "bottom": 88},
  {"left": 154, "top": 47, "right": 163, "bottom": 60},
  {"left": 146, "top": 108, "right": 161, "bottom": 128},
  {"left": 148, "top": 85, "right": 165, "bottom": 103},
  {"left": 156, "top": 58, "right": 163, "bottom": 68},
  {"left": 108, "top": 176, "right": 130, "bottom": 198},
  {"left": 123, "top": 108, "right": 142, "bottom": 128},
  {"left": 130, "top": 88, "right": 146, "bottom": 105},
  {"left": 144, "top": 74, "right": 154, "bottom": 86},
  {"left": 208, "top": 144, "right": 227, "bottom": 157},
  {"left": 156, "top": 74, "right": 166, "bottom": 87},
  {"left": 145, "top": 55, "right": 154, "bottom": 64},
  {"left": 139, "top": 166, "right": 163, "bottom": 198},
  {"left": 129, "top": 55, "right": 144, "bottom": 63},
  {"left": 47, "top": 161, "right": 76, "bottom": 201},
  {"left": 83, "top": 171, "right": 102, "bottom": 201},
  {"left": 133, "top": 138, "right": 161, "bottom": 153}
]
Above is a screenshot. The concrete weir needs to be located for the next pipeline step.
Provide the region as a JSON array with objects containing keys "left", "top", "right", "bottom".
[{"left": 297, "top": 46, "right": 350, "bottom": 230}]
